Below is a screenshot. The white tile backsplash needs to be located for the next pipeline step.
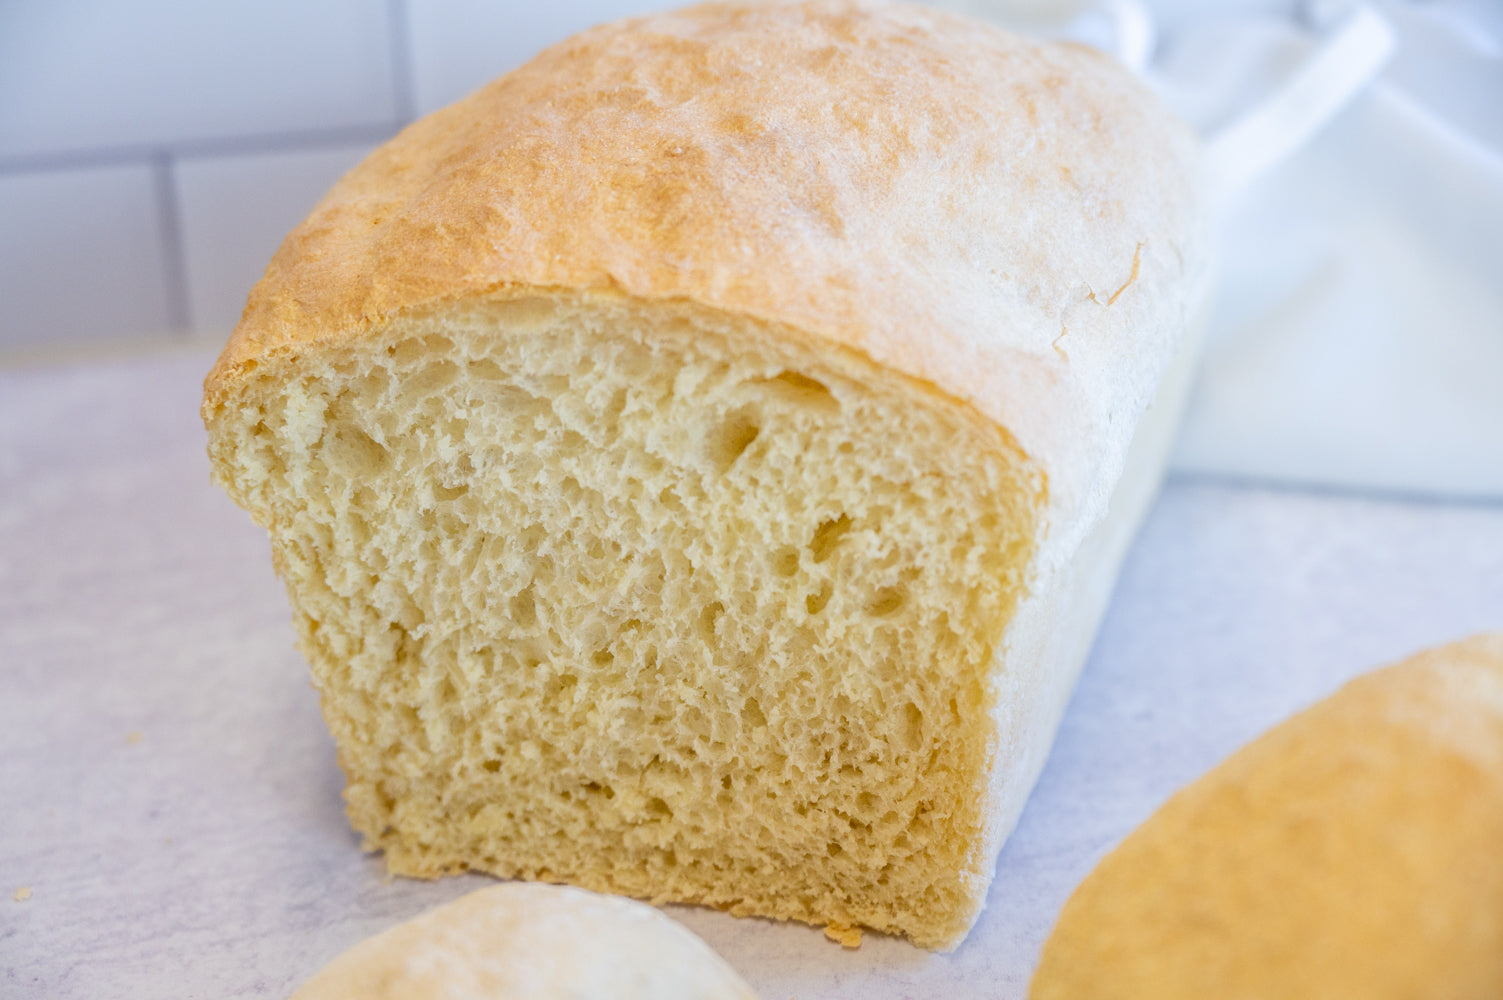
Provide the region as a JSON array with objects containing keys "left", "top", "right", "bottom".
[
  {"left": 0, "top": 0, "right": 1354, "bottom": 360},
  {"left": 0, "top": 1, "right": 398, "bottom": 162},
  {"left": 0, "top": 0, "right": 710, "bottom": 357},
  {"left": 0, "top": 165, "right": 175, "bottom": 351},
  {"left": 177, "top": 143, "right": 376, "bottom": 340},
  {"left": 407, "top": 0, "right": 673, "bottom": 114}
]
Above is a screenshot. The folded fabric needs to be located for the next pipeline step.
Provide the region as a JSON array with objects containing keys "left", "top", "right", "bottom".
[
  {"left": 1158, "top": 3, "right": 1503, "bottom": 499},
  {"left": 930, "top": 0, "right": 1503, "bottom": 499}
]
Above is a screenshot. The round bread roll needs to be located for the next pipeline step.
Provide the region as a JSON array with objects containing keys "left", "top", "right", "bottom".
[
  {"left": 1031, "top": 632, "right": 1503, "bottom": 999},
  {"left": 290, "top": 883, "right": 758, "bottom": 1000}
]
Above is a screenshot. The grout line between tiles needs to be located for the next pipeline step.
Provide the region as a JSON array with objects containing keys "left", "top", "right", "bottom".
[
  {"left": 1165, "top": 470, "right": 1503, "bottom": 511},
  {"left": 387, "top": 0, "right": 417, "bottom": 126},
  {"left": 0, "top": 124, "right": 401, "bottom": 177},
  {"left": 151, "top": 152, "right": 191, "bottom": 336}
]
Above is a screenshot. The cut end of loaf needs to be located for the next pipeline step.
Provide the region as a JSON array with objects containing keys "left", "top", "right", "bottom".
[{"left": 206, "top": 294, "right": 1042, "bottom": 948}]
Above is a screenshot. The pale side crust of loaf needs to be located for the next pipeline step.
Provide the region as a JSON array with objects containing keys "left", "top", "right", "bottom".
[
  {"left": 203, "top": 0, "right": 1207, "bottom": 950},
  {"left": 290, "top": 883, "right": 757, "bottom": 999},
  {"left": 1031, "top": 633, "right": 1503, "bottom": 998},
  {"left": 972, "top": 303, "right": 1206, "bottom": 914}
]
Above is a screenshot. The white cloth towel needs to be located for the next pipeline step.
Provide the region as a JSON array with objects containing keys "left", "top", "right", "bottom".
[
  {"left": 934, "top": 0, "right": 1503, "bottom": 499},
  {"left": 1161, "top": 2, "right": 1503, "bottom": 499}
]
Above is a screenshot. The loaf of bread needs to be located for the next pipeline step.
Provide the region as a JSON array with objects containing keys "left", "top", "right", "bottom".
[
  {"left": 203, "top": 0, "right": 1206, "bottom": 949},
  {"left": 1031, "top": 633, "right": 1503, "bottom": 997},
  {"left": 290, "top": 883, "right": 757, "bottom": 999}
]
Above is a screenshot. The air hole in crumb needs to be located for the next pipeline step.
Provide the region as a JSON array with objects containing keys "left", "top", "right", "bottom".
[
  {"left": 902, "top": 701, "right": 924, "bottom": 750},
  {"left": 806, "top": 582, "right": 833, "bottom": 616},
  {"left": 509, "top": 587, "right": 536, "bottom": 627},
  {"left": 698, "top": 601, "right": 724, "bottom": 642},
  {"left": 721, "top": 774, "right": 733, "bottom": 790},
  {"left": 468, "top": 358, "right": 506, "bottom": 380},
  {"left": 592, "top": 648, "right": 613, "bottom": 666},
  {"left": 865, "top": 586, "right": 906, "bottom": 618},
  {"left": 403, "top": 360, "right": 460, "bottom": 397},
  {"left": 658, "top": 487, "right": 685, "bottom": 513},
  {"left": 489, "top": 383, "right": 549, "bottom": 416},
  {"left": 809, "top": 515, "right": 852, "bottom": 563},
  {"left": 482, "top": 759, "right": 501, "bottom": 772},
  {"left": 494, "top": 296, "right": 555, "bottom": 329},
  {"left": 434, "top": 482, "right": 468, "bottom": 501},
  {"left": 827, "top": 841, "right": 844, "bottom": 857},
  {"left": 741, "top": 698, "right": 767, "bottom": 728},
  {"left": 646, "top": 797, "right": 673, "bottom": 818},
  {"left": 773, "top": 370, "right": 830, "bottom": 395},
  {"left": 615, "top": 342, "right": 653, "bottom": 377},
  {"left": 603, "top": 387, "right": 628, "bottom": 424},
  {"left": 682, "top": 705, "right": 709, "bottom": 738},
  {"left": 323, "top": 424, "right": 388, "bottom": 477},
  {"left": 707, "top": 408, "right": 761, "bottom": 472},
  {"left": 772, "top": 546, "right": 801, "bottom": 577},
  {"left": 762, "top": 370, "right": 839, "bottom": 411},
  {"left": 960, "top": 676, "right": 985, "bottom": 712}
]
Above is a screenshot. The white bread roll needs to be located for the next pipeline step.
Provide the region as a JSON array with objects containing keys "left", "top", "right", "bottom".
[
  {"left": 1031, "top": 633, "right": 1503, "bottom": 998},
  {"left": 290, "top": 883, "right": 757, "bottom": 999},
  {"left": 203, "top": 0, "right": 1207, "bottom": 949}
]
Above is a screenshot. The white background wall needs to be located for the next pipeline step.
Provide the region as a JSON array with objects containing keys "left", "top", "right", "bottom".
[
  {"left": 5, "top": 0, "right": 1315, "bottom": 357},
  {"left": 2, "top": 0, "right": 1494, "bottom": 367},
  {"left": 0, "top": 0, "right": 680, "bottom": 357}
]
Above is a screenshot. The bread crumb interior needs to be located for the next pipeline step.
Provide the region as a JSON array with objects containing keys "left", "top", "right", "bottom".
[{"left": 210, "top": 296, "right": 1041, "bottom": 948}]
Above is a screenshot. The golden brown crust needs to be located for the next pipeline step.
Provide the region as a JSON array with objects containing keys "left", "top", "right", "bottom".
[
  {"left": 1031, "top": 633, "right": 1503, "bottom": 999},
  {"left": 203, "top": 0, "right": 1203, "bottom": 539}
]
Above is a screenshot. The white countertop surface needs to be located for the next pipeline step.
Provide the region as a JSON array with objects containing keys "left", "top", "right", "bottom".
[{"left": 3, "top": 348, "right": 1501, "bottom": 998}]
